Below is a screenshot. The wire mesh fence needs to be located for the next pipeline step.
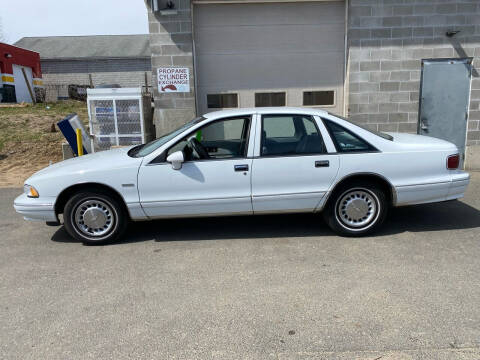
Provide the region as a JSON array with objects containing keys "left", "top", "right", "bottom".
[
  {"left": 88, "top": 98, "right": 144, "bottom": 152},
  {"left": 44, "top": 84, "right": 70, "bottom": 102}
]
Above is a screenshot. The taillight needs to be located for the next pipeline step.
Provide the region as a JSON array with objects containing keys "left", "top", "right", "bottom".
[{"left": 447, "top": 154, "right": 460, "bottom": 170}]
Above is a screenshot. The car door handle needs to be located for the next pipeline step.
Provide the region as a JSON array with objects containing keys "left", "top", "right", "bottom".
[
  {"left": 234, "top": 164, "right": 249, "bottom": 172},
  {"left": 315, "top": 160, "right": 329, "bottom": 168}
]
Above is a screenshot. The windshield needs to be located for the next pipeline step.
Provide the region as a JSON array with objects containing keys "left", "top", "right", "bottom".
[
  {"left": 329, "top": 113, "right": 394, "bottom": 141},
  {"left": 129, "top": 116, "right": 205, "bottom": 157}
]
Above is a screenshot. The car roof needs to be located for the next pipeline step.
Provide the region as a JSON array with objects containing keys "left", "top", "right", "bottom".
[{"left": 203, "top": 107, "right": 329, "bottom": 119}]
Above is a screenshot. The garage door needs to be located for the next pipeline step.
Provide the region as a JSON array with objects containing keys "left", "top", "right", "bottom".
[
  {"left": 12, "top": 65, "right": 34, "bottom": 103},
  {"left": 193, "top": 1, "right": 345, "bottom": 115}
]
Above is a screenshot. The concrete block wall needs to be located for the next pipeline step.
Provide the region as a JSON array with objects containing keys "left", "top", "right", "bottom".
[
  {"left": 147, "top": 0, "right": 196, "bottom": 137},
  {"left": 347, "top": 0, "right": 480, "bottom": 151}
]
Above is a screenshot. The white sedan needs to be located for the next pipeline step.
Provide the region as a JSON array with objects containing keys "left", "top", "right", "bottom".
[{"left": 14, "top": 107, "right": 470, "bottom": 244}]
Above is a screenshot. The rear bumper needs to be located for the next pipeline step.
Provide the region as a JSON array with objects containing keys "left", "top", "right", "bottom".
[
  {"left": 13, "top": 194, "right": 58, "bottom": 222},
  {"left": 446, "top": 172, "right": 470, "bottom": 201},
  {"left": 395, "top": 172, "right": 470, "bottom": 206}
]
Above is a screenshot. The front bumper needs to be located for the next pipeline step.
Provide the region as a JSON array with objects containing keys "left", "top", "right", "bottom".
[{"left": 13, "top": 193, "right": 58, "bottom": 222}]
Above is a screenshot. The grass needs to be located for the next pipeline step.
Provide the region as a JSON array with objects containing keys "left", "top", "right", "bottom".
[
  {"left": 0, "top": 101, "right": 88, "bottom": 152},
  {"left": 0, "top": 100, "right": 88, "bottom": 117}
]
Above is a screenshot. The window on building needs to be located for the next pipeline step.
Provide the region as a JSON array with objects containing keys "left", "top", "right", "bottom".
[
  {"left": 261, "top": 115, "right": 325, "bottom": 156},
  {"left": 255, "top": 92, "right": 286, "bottom": 107},
  {"left": 303, "top": 91, "right": 335, "bottom": 106},
  {"left": 207, "top": 94, "right": 238, "bottom": 109},
  {"left": 324, "top": 120, "right": 374, "bottom": 152}
]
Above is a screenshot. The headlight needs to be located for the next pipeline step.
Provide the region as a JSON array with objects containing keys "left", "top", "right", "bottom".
[{"left": 24, "top": 184, "right": 39, "bottom": 198}]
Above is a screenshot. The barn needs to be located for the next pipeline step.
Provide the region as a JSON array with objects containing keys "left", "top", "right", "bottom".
[
  {"left": 14, "top": 35, "right": 152, "bottom": 101},
  {"left": 0, "top": 42, "right": 43, "bottom": 103}
]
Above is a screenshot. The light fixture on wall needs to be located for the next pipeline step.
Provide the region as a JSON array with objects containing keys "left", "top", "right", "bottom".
[
  {"left": 150, "top": 0, "right": 177, "bottom": 15},
  {"left": 4, "top": 53, "right": 12, "bottom": 58}
]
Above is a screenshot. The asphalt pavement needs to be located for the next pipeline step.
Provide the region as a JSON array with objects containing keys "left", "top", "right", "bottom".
[{"left": 1, "top": 173, "right": 480, "bottom": 359}]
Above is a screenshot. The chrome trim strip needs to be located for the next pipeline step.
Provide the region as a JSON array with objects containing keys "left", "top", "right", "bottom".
[
  {"left": 140, "top": 196, "right": 250, "bottom": 205},
  {"left": 253, "top": 191, "right": 325, "bottom": 198},
  {"left": 14, "top": 202, "right": 54, "bottom": 208},
  {"left": 395, "top": 181, "right": 451, "bottom": 188}
]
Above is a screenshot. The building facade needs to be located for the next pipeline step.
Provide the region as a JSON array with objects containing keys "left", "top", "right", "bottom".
[
  {"left": 15, "top": 35, "right": 152, "bottom": 101},
  {"left": 147, "top": 0, "right": 480, "bottom": 169},
  {"left": 0, "top": 42, "right": 43, "bottom": 103}
]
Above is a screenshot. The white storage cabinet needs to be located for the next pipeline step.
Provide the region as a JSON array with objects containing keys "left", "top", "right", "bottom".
[{"left": 87, "top": 88, "right": 153, "bottom": 151}]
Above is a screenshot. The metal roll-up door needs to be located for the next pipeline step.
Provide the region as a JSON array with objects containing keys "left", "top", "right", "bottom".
[{"left": 193, "top": 1, "right": 346, "bottom": 115}]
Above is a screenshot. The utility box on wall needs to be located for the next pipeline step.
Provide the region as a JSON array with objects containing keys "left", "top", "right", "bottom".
[{"left": 87, "top": 88, "right": 154, "bottom": 152}]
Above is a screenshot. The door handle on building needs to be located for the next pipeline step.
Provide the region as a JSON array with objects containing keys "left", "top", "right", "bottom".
[{"left": 420, "top": 118, "right": 429, "bottom": 131}]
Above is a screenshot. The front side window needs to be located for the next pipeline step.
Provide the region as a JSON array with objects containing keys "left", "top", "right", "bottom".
[
  {"left": 324, "top": 120, "right": 375, "bottom": 152},
  {"left": 167, "top": 116, "right": 250, "bottom": 161},
  {"left": 261, "top": 115, "right": 325, "bottom": 156}
]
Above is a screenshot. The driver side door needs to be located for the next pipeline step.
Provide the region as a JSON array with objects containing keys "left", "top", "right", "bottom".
[{"left": 137, "top": 116, "right": 254, "bottom": 218}]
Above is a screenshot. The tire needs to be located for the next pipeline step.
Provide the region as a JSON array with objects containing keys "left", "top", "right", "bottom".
[
  {"left": 63, "top": 191, "right": 128, "bottom": 245},
  {"left": 323, "top": 182, "right": 388, "bottom": 237}
]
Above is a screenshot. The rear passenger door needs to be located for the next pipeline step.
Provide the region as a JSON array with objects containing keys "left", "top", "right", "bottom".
[{"left": 251, "top": 114, "right": 339, "bottom": 213}]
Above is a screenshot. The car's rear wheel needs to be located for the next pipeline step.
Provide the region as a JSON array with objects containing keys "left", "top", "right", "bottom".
[
  {"left": 323, "top": 183, "right": 388, "bottom": 236},
  {"left": 63, "top": 191, "right": 128, "bottom": 245}
]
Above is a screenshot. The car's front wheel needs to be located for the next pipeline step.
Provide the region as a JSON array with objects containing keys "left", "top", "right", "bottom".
[
  {"left": 323, "top": 182, "right": 388, "bottom": 236},
  {"left": 63, "top": 191, "right": 128, "bottom": 245}
]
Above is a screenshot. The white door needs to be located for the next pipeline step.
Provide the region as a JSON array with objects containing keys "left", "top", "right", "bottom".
[
  {"left": 138, "top": 116, "right": 254, "bottom": 218},
  {"left": 193, "top": 1, "right": 345, "bottom": 114},
  {"left": 12, "top": 65, "right": 34, "bottom": 103},
  {"left": 252, "top": 114, "right": 339, "bottom": 213}
]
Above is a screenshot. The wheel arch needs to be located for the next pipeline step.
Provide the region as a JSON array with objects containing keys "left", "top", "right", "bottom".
[
  {"left": 55, "top": 182, "right": 130, "bottom": 219},
  {"left": 323, "top": 172, "right": 397, "bottom": 209}
]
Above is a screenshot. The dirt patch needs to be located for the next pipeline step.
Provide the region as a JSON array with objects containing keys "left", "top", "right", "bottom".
[{"left": 0, "top": 101, "right": 89, "bottom": 187}]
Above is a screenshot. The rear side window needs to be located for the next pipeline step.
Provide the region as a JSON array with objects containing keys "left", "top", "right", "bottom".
[
  {"left": 263, "top": 116, "right": 296, "bottom": 138},
  {"left": 324, "top": 120, "right": 376, "bottom": 152},
  {"left": 261, "top": 115, "right": 326, "bottom": 156}
]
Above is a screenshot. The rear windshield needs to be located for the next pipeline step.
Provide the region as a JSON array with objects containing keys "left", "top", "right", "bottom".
[{"left": 329, "top": 113, "right": 394, "bottom": 141}]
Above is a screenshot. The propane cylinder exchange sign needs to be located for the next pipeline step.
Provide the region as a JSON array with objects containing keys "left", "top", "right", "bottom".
[{"left": 157, "top": 67, "right": 190, "bottom": 93}]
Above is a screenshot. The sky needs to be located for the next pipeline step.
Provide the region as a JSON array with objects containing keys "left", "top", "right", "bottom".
[{"left": 1, "top": 0, "right": 149, "bottom": 44}]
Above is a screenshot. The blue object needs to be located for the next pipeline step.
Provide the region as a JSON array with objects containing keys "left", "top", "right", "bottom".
[{"left": 57, "top": 113, "right": 90, "bottom": 156}]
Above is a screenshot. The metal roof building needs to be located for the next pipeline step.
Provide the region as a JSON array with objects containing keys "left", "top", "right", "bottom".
[{"left": 14, "top": 35, "right": 152, "bottom": 100}]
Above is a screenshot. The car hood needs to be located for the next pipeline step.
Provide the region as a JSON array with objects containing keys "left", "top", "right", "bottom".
[
  {"left": 28, "top": 146, "right": 138, "bottom": 181},
  {"left": 386, "top": 132, "right": 458, "bottom": 151}
]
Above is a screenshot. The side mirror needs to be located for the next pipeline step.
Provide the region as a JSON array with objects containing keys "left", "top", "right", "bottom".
[{"left": 166, "top": 151, "right": 184, "bottom": 170}]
